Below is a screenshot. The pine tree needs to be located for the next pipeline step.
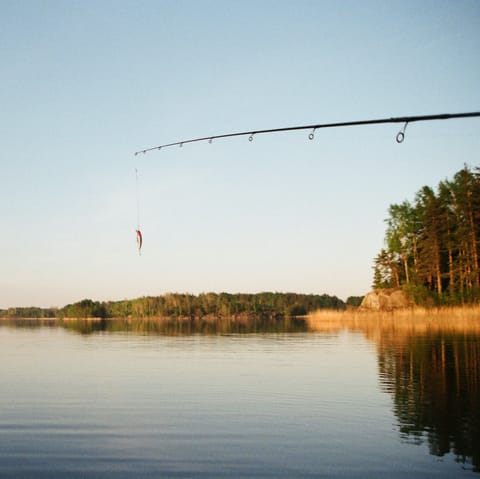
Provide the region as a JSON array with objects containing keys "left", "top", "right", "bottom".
[{"left": 373, "top": 165, "right": 480, "bottom": 305}]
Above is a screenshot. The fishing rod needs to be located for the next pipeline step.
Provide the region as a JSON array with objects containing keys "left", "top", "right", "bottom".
[{"left": 134, "top": 111, "right": 480, "bottom": 155}]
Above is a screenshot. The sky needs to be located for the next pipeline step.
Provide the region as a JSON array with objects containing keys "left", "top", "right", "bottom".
[{"left": 1, "top": 0, "right": 479, "bottom": 308}]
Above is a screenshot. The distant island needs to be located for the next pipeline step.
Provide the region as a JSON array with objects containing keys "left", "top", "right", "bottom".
[{"left": 0, "top": 292, "right": 361, "bottom": 320}]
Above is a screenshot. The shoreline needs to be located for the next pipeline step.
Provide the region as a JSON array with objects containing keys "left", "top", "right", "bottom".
[{"left": 1, "top": 304, "right": 479, "bottom": 322}]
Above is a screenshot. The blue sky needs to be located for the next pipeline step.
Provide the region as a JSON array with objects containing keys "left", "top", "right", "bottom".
[{"left": 1, "top": 0, "right": 479, "bottom": 308}]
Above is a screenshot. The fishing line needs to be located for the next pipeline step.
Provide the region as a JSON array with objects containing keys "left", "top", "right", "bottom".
[
  {"left": 135, "top": 168, "right": 140, "bottom": 229},
  {"left": 134, "top": 168, "right": 143, "bottom": 255},
  {"left": 134, "top": 111, "right": 480, "bottom": 155}
]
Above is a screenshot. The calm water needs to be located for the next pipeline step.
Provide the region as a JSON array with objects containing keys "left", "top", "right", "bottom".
[{"left": 0, "top": 318, "right": 478, "bottom": 478}]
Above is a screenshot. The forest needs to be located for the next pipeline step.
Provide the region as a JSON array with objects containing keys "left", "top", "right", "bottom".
[
  {"left": 1, "top": 292, "right": 348, "bottom": 319},
  {"left": 373, "top": 165, "right": 480, "bottom": 305}
]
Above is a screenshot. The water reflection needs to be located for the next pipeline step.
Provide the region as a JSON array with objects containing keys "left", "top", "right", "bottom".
[
  {"left": 57, "top": 316, "right": 310, "bottom": 336},
  {"left": 377, "top": 332, "right": 480, "bottom": 471},
  {"left": 0, "top": 319, "right": 57, "bottom": 330},
  {"left": 1, "top": 313, "right": 479, "bottom": 473},
  {"left": 308, "top": 312, "right": 480, "bottom": 472}
]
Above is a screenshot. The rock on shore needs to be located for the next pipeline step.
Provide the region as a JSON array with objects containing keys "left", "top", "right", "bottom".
[{"left": 360, "top": 288, "right": 411, "bottom": 311}]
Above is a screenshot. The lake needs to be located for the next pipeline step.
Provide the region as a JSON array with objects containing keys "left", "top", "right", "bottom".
[{"left": 0, "top": 316, "right": 478, "bottom": 478}]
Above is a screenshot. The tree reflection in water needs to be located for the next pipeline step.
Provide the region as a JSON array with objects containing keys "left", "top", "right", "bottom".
[
  {"left": 57, "top": 315, "right": 310, "bottom": 336},
  {"left": 377, "top": 332, "right": 480, "bottom": 471},
  {"left": 308, "top": 310, "right": 480, "bottom": 473}
]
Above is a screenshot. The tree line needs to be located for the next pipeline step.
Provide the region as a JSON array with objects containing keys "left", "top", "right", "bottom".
[
  {"left": 60, "top": 292, "right": 345, "bottom": 318},
  {"left": 373, "top": 165, "right": 480, "bottom": 305},
  {"left": 2, "top": 292, "right": 347, "bottom": 319},
  {"left": 0, "top": 307, "right": 57, "bottom": 319}
]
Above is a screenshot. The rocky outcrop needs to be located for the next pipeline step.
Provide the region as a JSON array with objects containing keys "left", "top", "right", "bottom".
[{"left": 360, "top": 288, "right": 411, "bottom": 311}]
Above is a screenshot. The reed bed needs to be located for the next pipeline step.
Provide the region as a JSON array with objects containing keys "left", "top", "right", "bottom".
[{"left": 307, "top": 305, "right": 480, "bottom": 334}]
